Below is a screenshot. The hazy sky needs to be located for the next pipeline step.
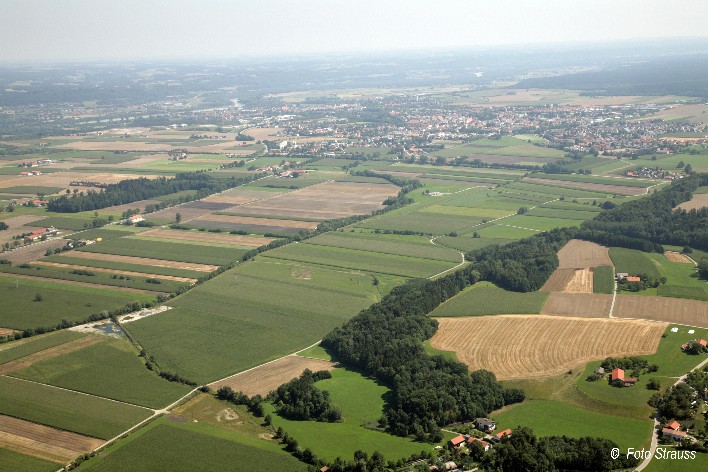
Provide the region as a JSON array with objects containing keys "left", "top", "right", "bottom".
[{"left": 1, "top": 0, "right": 707, "bottom": 62}]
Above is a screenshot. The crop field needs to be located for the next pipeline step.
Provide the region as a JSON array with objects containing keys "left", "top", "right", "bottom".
[
  {"left": 0, "top": 448, "right": 58, "bottom": 472},
  {"left": 541, "top": 292, "right": 613, "bottom": 317},
  {"left": 65, "top": 227, "right": 143, "bottom": 241},
  {"left": 189, "top": 213, "right": 318, "bottom": 231},
  {"left": 0, "top": 335, "right": 103, "bottom": 375},
  {"left": 495, "top": 214, "right": 586, "bottom": 232},
  {"left": 262, "top": 242, "right": 454, "bottom": 278},
  {"left": 44, "top": 254, "right": 207, "bottom": 279},
  {"left": 11, "top": 338, "right": 191, "bottom": 409},
  {"left": 529, "top": 173, "right": 657, "bottom": 188},
  {"left": 0, "top": 331, "right": 86, "bottom": 365},
  {"left": 557, "top": 239, "right": 613, "bottom": 268},
  {"left": 126, "top": 260, "right": 379, "bottom": 384},
  {"left": 0, "top": 275, "right": 154, "bottom": 330},
  {"left": 33, "top": 262, "right": 196, "bottom": 284},
  {"left": 136, "top": 228, "right": 275, "bottom": 247},
  {"left": 0, "top": 376, "right": 152, "bottom": 440},
  {"left": 593, "top": 266, "right": 615, "bottom": 294},
  {"left": 431, "top": 315, "right": 666, "bottom": 380},
  {"left": 76, "top": 236, "right": 247, "bottom": 266},
  {"left": 541, "top": 268, "right": 593, "bottom": 293},
  {"left": 48, "top": 251, "right": 218, "bottom": 272},
  {"left": 613, "top": 295, "right": 708, "bottom": 327},
  {"left": 77, "top": 421, "right": 306, "bottom": 472},
  {"left": 209, "top": 355, "right": 337, "bottom": 397},
  {"left": 266, "top": 368, "right": 433, "bottom": 462},
  {"left": 305, "top": 232, "right": 461, "bottom": 262},
  {"left": 0, "top": 414, "right": 104, "bottom": 464},
  {"left": 2, "top": 239, "right": 69, "bottom": 265},
  {"left": 664, "top": 251, "right": 694, "bottom": 263},
  {"left": 503, "top": 181, "right": 615, "bottom": 199},
  {"left": 521, "top": 177, "right": 650, "bottom": 196},
  {"left": 609, "top": 247, "right": 661, "bottom": 279},
  {"left": 434, "top": 235, "right": 513, "bottom": 253},
  {"left": 492, "top": 399, "right": 652, "bottom": 452},
  {"left": 431, "top": 282, "right": 549, "bottom": 316},
  {"left": 26, "top": 217, "right": 104, "bottom": 231},
  {"left": 675, "top": 192, "right": 708, "bottom": 211}
]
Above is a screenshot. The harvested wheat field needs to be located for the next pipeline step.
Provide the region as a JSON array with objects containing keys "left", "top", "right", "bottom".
[
  {"left": 60, "top": 251, "right": 218, "bottom": 272},
  {"left": 564, "top": 268, "right": 593, "bottom": 293},
  {"left": 191, "top": 214, "right": 318, "bottom": 230},
  {"left": 34, "top": 261, "right": 197, "bottom": 283},
  {"left": 542, "top": 268, "right": 576, "bottom": 292},
  {"left": 232, "top": 181, "right": 399, "bottom": 220},
  {"left": 0, "top": 335, "right": 104, "bottom": 375},
  {"left": 522, "top": 177, "right": 647, "bottom": 196},
  {"left": 200, "top": 195, "right": 257, "bottom": 206},
  {"left": 209, "top": 355, "right": 337, "bottom": 397},
  {"left": 664, "top": 251, "right": 694, "bottom": 264},
  {"left": 557, "top": 239, "right": 612, "bottom": 268},
  {"left": 0, "top": 414, "right": 104, "bottom": 463},
  {"left": 0, "top": 215, "right": 47, "bottom": 229},
  {"left": 676, "top": 194, "right": 708, "bottom": 211},
  {"left": 2, "top": 239, "right": 69, "bottom": 265},
  {"left": 613, "top": 295, "right": 708, "bottom": 327},
  {"left": 137, "top": 228, "right": 275, "bottom": 247},
  {"left": 541, "top": 292, "right": 613, "bottom": 317},
  {"left": 431, "top": 315, "right": 666, "bottom": 380}
]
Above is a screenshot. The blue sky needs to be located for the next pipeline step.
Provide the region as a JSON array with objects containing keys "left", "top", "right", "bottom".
[{"left": 1, "top": 0, "right": 707, "bottom": 62}]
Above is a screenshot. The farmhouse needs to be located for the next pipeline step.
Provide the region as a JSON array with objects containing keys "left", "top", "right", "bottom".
[
  {"left": 25, "top": 226, "right": 57, "bottom": 241},
  {"left": 467, "top": 437, "right": 491, "bottom": 451},
  {"left": 666, "top": 420, "right": 681, "bottom": 431},
  {"left": 449, "top": 435, "right": 466, "bottom": 448},
  {"left": 129, "top": 215, "right": 145, "bottom": 223},
  {"left": 681, "top": 339, "right": 708, "bottom": 350},
  {"left": 475, "top": 417, "right": 496, "bottom": 432},
  {"left": 611, "top": 368, "right": 637, "bottom": 387},
  {"left": 493, "top": 429, "right": 512, "bottom": 442},
  {"left": 662, "top": 427, "right": 688, "bottom": 441}
]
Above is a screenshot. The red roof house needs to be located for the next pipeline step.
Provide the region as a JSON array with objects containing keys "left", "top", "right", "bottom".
[{"left": 449, "top": 435, "right": 466, "bottom": 448}]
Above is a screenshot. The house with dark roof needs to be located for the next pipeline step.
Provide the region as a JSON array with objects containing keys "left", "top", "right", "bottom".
[{"left": 475, "top": 417, "right": 496, "bottom": 432}]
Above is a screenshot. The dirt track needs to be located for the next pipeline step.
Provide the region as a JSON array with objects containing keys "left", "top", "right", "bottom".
[
  {"left": 541, "top": 292, "right": 613, "bottom": 317},
  {"left": 0, "top": 414, "right": 104, "bottom": 463},
  {"left": 613, "top": 295, "right": 708, "bottom": 327},
  {"left": 431, "top": 315, "right": 666, "bottom": 380},
  {"left": 209, "top": 355, "right": 337, "bottom": 397},
  {"left": 0, "top": 335, "right": 103, "bottom": 375}
]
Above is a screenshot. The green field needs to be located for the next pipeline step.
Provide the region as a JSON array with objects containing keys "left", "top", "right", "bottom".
[
  {"left": 593, "top": 266, "right": 615, "bottom": 294},
  {"left": 126, "top": 260, "right": 379, "bottom": 384},
  {"left": 0, "top": 448, "right": 59, "bottom": 471},
  {"left": 431, "top": 282, "right": 549, "bottom": 317},
  {"left": 0, "top": 186, "right": 64, "bottom": 195},
  {"left": 77, "top": 421, "right": 305, "bottom": 472},
  {"left": 0, "top": 275, "right": 154, "bottom": 330},
  {"left": 609, "top": 247, "right": 661, "bottom": 279},
  {"left": 45, "top": 255, "right": 205, "bottom": 279},
  {"left": 643, "top": 451, "right": 708, "bottom": 472},
  {"left": 498, "top": 214, "right": 586, "bottom": 232},
  {"left": 26, "top": 216, "right": 99, "bottom": 231},
  {"left": 492, "top": 399, "right": 652, "bottom": 452},
  {"left": 648, "top": 253, "right": 707, "bottom": 301},
  {"left": 66, "top": 226, "right": 146, "bottom": 241},
  {"left": 12, "top": 338, "right": 191, "bottom": 409},
  {"left": 0, "top": 330, "right": 85, "bottom": 364},
  {"left": 0, "top": 376, "right": 151, "bottom": 440},
  {"left": 76, "top": 237, "right": 246, "bottom": 266},
  {"left": 263, "top": 242, "right": 455, "bottom": 278},
  {"left": 530, "top": 173, "right": 657, "bottom": 188},
  {"left": 434, "top": 236, "right": 513, "bottom": 253},
  {"left": 505, "top": 181, "right": 615, "bottom": 199},
  {"left": 474, "top": 224, "right": 540, "bottom": 239},
  {"left": 267, "top": 368, "right": 434, "bottom": 462},
  {"left": 357, "top": 211, "right": 484, "bottom": 234}
]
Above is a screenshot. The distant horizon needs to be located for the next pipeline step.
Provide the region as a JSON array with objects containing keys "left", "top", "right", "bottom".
[{"left": 1, "top": 0, "right": 707, "bottom": 63}]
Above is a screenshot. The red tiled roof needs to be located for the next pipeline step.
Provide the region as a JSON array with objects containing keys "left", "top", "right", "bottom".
[
  {"left": 495, "top": 429, "right": 512, "bottom": 439},
  {"left": 450, "top": 435, "right": 465, "bottom": 446},
  {"left": 611, "top": 368, "right": 624, "bottom": 381},
  {"left": 666, "top": 421, "right": 681, "bottom": 430}
]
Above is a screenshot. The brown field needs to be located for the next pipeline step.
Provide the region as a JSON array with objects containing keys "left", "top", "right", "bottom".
[
  {"left": 55, "top": 139, "right": 252, "bottom": 154},
  {"left": 0, "top": 272, "right": 167, "bottom": 295},
  {"left": 522, "top": 177, "right": 648, "bottom": 196},
  {"left": 0, "top": 335, "right": 103, "bottom": 375},
  {"left": 62, "top": 251, "right": 218, "bottom": 272},
  {"left": 144, "top": 202, "right": 221, "bottom": 223},
  {"left": 191, "top": 214, "right": 319, "bottom": 230},
  {"left": 137, "top": 228, "right": 275, "bottom": 247},
  {"left": 200, "top": 195, "right": 257, "bottom": 206},
  {"left": 541, "top": 292, "right": 613, "bottom": 317},
  {"left": 209, "top": 355, "right": 337, "bottom": 397},
  {"left": 230, "top": 181, "right": 398, "bottom": 220},
  {"left": 34, "top": 261, "right": 197, "bottom": 283},
  {"left": 0, "top": 172, "right": 161, "bottom": 193},
  {"left": 541, "top": 268, "right": 576, "bottom": 292},
  {"left": 0, "top": 415, "right": 104, "bottom": 463},
  {"left": 2, "top": 239, "right": 69, "bottom": 265},
  {"left": 102, "top": 199, "right": 162, "bottom": 213},
  {"left": 613, "top": 295, "right": 708, "bottom": 327},
  {"left": 557, "top": 239, "right": 612, "bottom": 268},
  {"left": 0, "top": 328, "right": 18, "bottom": 337},
  {"left": 431, "top": 315, "right": 666, "bottom": 380},
  {"left": 563, "top": 268, "right": 593, "bottom": 293},
  {"left": 676, "top": 194, "right": 708, "bottom": 211},
  {"left": 0, "top": 215, "right": 47, "bottom": 228},
  {"left": 664, "top": 251, "right": 694, "bottom": 264}
]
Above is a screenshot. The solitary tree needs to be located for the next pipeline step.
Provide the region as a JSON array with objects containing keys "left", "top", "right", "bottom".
[{"left": 175, "top": 212, "right": 182, "bottom": 224}]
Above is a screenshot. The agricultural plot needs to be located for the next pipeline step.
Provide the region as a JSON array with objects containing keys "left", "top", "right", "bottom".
[
  {"left": 75, "top": 236, "right": 247, "bottom": 266},
  {"left": 0, "top": 448, "right": 58, "bottom": 472},
  {"left": 0, "top": 275, "right": 154, "bottom": 330},
  {"left": 0, "top": 376, "right": 151, "bottom": 440},
  {"left": 541, "top": 293, "right": 613, "bottom": 317},
  {"left": 431, "top": 282, "right": 549, "bottom": 316},
  {"left": 11, "top": 338, "right": 191, "bottom": 409},
  {"left": 262, "top": 242, "right": 454, "bottom": 278},
  {"left": 541, "top": 268, "right": 593, "bottom": 293},
  {"left": 504, "top": 181, "right": 616, "bottom": 199},
  {"left": 593, "top": 266, "right": 616, "bottom": 294},
  {"left": 0, "top": 335, "right": 103, "bottom": 375},
  {"left": 358, "top": 211, "right": 483, "bottom": 234},
  {"left": 137, "top": 229, "right": 275, "bottom": 247},
  {"left": 495, "top": 214, "right": 586, "bottom": 232},
  {"left": 266, "top": 368, "right": 433, "bottom": 462},
  {"left": 610, "top": 247, "right": 661, "bottom": 279},
  {"left": 557, "top": 239, "right": 613, "bottom": 268},
  {"left": 126, "top": 260, "right": 379, "bottom": 384},
  {"left": 522, "top": 177, "right": 650, "bottom": 196},
  {"left": 434, "top": 235, "right": 513, "bottom": 253},
  {"left": 77, "top": 421, "right": 306, "bottom": 472},
  {"left": 431, "top": 315, "right": 666, "bottom": 379},
  {"left": 2, "top": 239, "right": 69, "bottom": 265},
  {"left": 0, "top": 331, "right": 85, "bottom": 365},
  {"left": 209, "top": 355, "right": 337, "bottom": 397},
  {"left": 47, "top": 252, "right": 217, "bottom": 274},
  {"left": 188, "top": 214, "right": 318, "bottom": 234},
  {"left": 33, "top": 262, "right": 196, "bottom": 284},
  {"left": 613, "top": 295, "right": 708, "bottom": 327}
]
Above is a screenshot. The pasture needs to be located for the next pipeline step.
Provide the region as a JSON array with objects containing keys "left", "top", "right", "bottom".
[
  {"left": 430, "top": 315, "right": 666, "bottom": 379},
  {"left": 126, "top": 260, "right": 379, "bottom": 384},
  {"left": 609, "top": 247, "right": 661, "bottom": 279},
  {"left": 430, "top": 282, "right": 548, "bottom": 316},
  {"left": 0, "top": 376, "right": 151, "bottom": 440}
]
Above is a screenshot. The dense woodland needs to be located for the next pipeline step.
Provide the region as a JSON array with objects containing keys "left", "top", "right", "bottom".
[
  {"left": 578, "top": 174, "right": 708, "bottom": 251},
  {"left": 47, "top": 172, "right": 261, "bottom": 213}
]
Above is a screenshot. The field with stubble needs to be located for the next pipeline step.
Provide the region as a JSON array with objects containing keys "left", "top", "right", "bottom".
[{"left": 430, "top": 315, "right": 666, "bottom": 379}]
